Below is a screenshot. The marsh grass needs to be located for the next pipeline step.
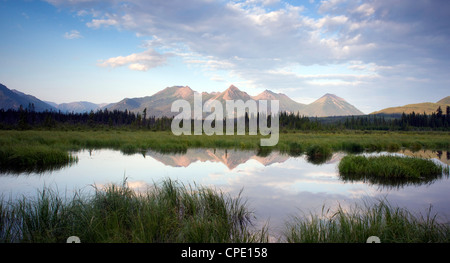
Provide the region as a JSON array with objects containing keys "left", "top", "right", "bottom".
[
  {"left": 2, "top": 182, "right": 450, "bottom": 243},
  {"left": 0, "top": 145, "right": 78, "bottom": 173},
  {"left": 0, "top": 129, "right": 449, "bottom": 179},
  {"left": 0, "top": 197, "right": 16, "bottom": 243},
  {"left": 0, "top": 130, "right": 449, "bottom": 172},
  {"left": 284, "top": 199, "right": 450, "bottom": 243},
  {"left": 0, "top": 179, "right": 268, "bottom": 243},
  {"left": 305, "top": 144, "right": 332, "bottom": 164},
  {"left": 339, "top": 155, "right": 447, "bottom": 180}
]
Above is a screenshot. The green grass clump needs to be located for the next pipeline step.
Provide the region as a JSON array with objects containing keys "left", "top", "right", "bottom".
[
  {"left": 306, "top": 144, "right": 332, "bottom": 164},
  {"left": 284, "top": 200, "right": 450, "bottom": 243},
  {"left": 0, "top": 179, "right": 267, "bottom": 243},
  {"left": 0, "top": 145, "right": 78, "bottom": 173},
  {"left": 338, "top": 155, "right": 446, "bottom": 180}
]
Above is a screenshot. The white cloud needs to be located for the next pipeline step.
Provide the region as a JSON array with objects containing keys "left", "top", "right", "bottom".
[
  {"left": 47, "top": 0, "right": 450, "bottom": 111},
  {"left": 86, "top": 18, "right": 118, "bottom": 28},
  {"left": 353, "top": 3, "right": 375, "bottom": 16},
  {"left": 98, "top": 49, "right": 170, "bottom": 71},
  {"left": 63, "top": 30, "right": 83, "bottom": 39}
]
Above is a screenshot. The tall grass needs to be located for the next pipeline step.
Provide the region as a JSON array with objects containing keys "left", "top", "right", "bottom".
[
  {"left": 0, "top": 179, "right": 268, "bottom": 243},
  {"left": 283, "top": 199, "right": 450, "bottom": 243},
  {"left": 339, "top": 155, "right": 447, "bottom": 179},
  {"left": 3, "top": 183, "right": 450, "bottom": 243},
  {"left": 0, "top": 197, "right": 16, "bottom": 243}
]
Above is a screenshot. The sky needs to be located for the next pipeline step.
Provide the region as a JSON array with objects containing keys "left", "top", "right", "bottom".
[{"left": 1, "top": 0, "right": 449, "bottom": 114}]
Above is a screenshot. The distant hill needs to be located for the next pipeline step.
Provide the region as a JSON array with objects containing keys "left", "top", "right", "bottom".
[
  {"left": 437, "top": 96, "right": 450, "bottom": 104},
  {"left": 0, "top": 83, "right": 56, "bottom": 111},
  {"left": 55, "top": 101, "right": 103, "bottom": 113},
  {"left": 371, "top": 96, "right": 450, "bottom": 115},
  {"left": 0, "top": 83, "right": 108, "bottom": 113},
  {"left": 300, "top": 93, "right": 364, "bottom": 117}
]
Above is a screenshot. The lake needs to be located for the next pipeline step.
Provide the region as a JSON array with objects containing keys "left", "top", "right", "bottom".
[{"left": 1, "top": 148, "right": 449, "bottom": 240}]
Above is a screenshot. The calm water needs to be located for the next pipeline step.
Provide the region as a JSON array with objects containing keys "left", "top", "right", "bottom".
[{"left": 1, "top": 148, "right": 449, "bottom": 238}]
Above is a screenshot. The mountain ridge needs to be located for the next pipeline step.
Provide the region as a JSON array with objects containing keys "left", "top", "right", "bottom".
[
  {"left": 0, "top": 83, "right": 364, "bottom": 117},
  {"left": 105, "top": 85, "right": 364, "bottom": 117},
  {"left": 0, "top": 84, "right": 56, "bottom": 112}
]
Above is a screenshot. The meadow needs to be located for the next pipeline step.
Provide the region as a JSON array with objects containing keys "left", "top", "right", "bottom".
[{"left": 1, "top": 129, "right": 449, "bottom": 172}]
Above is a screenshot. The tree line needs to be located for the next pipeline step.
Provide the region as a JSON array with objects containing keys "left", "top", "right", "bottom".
[
  {"left": 0, "top": 104, "right": 449, "bottom": 131},
  {"left": 0, "top": 106, "right": 173, "bottom": 131}
]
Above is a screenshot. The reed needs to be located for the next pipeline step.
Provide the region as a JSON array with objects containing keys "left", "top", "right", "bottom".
[
  {"left": 283, "top": 199, "right": 450, "bottom": 243},
  {"left": 0, "top": 179, "right": 267, "bottom": 243}
]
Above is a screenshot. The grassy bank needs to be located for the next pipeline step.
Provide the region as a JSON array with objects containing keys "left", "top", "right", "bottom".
[
  {"left": 284, "top": 200, "right": 450, "bottom": 243},
  {"left": 0, "top": 145, "right": 78, "bottom": 173},
  {"left": 0, "top": 130, "right": 449, "bottom": 172},
  {"left": 0, "top": 179, "right": 267, "bottom": 243}
]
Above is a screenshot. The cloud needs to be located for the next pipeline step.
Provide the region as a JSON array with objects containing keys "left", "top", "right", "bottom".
[
  {"left": 63, "top": 30, "right": 83, "bottom": 39},
  {"left": 353, "top": 3, "right": 375, "bottom": 16},
  {"left": 47, "top": 0, "right": 450, "bottom": 66},
  {"left": 98, "top": 48, "right": 170, "bottom": 71},
  {"left": 47, "top": 0, "right": 450, "bottom": 111},
  {"left": 86, "top": 18, "right": 118, "bottom": 28}
]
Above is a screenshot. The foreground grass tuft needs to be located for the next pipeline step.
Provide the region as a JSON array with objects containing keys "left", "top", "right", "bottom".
[
  {"left": 2, "top": 183, "right": 450, "bottom": 243},
  {"left": 284, "top": 200, "right": 450, "bottom": 243},
  {"left": 0, "top": 179, "right": 267, "bottom": 243}
]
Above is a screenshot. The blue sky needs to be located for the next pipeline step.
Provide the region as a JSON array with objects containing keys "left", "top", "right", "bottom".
[{"left": 1, "top": 0, "right": 449, "bottom": 113}]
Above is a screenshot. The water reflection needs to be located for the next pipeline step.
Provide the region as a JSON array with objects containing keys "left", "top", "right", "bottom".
[
  {"left": 145, "top": 148, "right": 290, "bottom": 170},
  {"left": 0, "top": 148, "right": 449, "bottom": 239},
  {"left": 0, "top": 157, "right": 78, "bottom": 175},
  {"left": 338, "top": 171, "right": 449, "bottom": 190},
  {"left": 399, "top": 149, "right": 450, "bottom": 165}
]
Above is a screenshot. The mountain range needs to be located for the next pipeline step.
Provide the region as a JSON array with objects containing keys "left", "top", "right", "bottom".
[
  {"left": 103, "top": 85, "right": 364, "bottom": 117},
  {"left": 1, "top": 82, "right": 365, "bottom": 117}
]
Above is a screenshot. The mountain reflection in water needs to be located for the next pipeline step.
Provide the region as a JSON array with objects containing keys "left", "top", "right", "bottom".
[{"left": 1, "top": 148, "right": 449, "bottom": 239}]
